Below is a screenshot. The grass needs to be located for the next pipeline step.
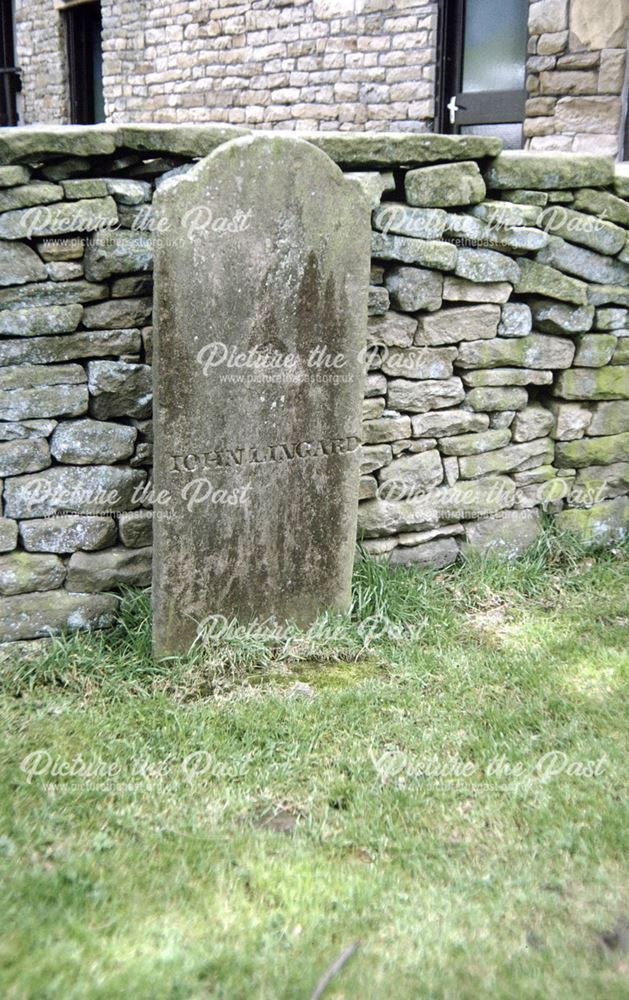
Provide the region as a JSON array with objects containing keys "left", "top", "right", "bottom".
[{"left": 0, "top": 527, "right": 628, "bottom": 998}]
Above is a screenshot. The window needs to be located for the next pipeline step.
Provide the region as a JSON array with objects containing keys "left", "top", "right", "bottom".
[
  {"left": 64, "top": 0, "right": 104, "bottom": 124},
  {"left": 0, "top": 0, "right": 19, "bottom": 126},
  {"left": 436, "top": 0, "right": 528, "bottom": 149}
]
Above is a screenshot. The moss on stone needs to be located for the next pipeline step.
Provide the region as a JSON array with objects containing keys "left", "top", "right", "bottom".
[
  {"left": 553, "top": 366, "right": 629, "bottom": 401},
  {"left": 555, "top": 432, "right": 629, "bottom": 469},
  {"left": 555, "top": 496, "right": 628, "bottom": 545}
]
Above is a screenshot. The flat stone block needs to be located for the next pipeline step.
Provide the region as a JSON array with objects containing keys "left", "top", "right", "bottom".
[
  {"left": 443, "top": 277, "right": 512, "bottom": 303},
  {"left": 515, "top": 260, "right": 588, "bottom": 305},
  {"left": 371, "top": 232, "right": 457, "bottom": 270},
  {"left": 573, "top": 188, "right": 629, "bottom": 228},
  {"left": 0, "top": 182, "right": 63, "bottom": 213},
  {"left": 0, "top": 364, "right": 85, "bottom": 390},
  {"left": 0, "top": 419, "right": 56, "bottom": 440},
  {"left": 117, "top": 123, "right": 248, "bottom": 157},
  {"left": 389, "top": 536, "right": 459, "bottom": 568},
  {"left": 587, "top": 400, "right": 629, "bottom": 437},
  {"left": 84, "top": 230, "right": 153, "bottom": 281},
  {"left": 462, "top": 509, "right": 542, "bottom": 558},
  {"left": 380, "top": 346, "right": 457, "bottom": 380},
  {"left": 0, "top": 197, "right": 118, "bottom": 240},
  {"left": 368, "top": 312, "right": 416, "bottom": 349},
  {"left": 484, "top": 151, "right": 614, "bottom": 190},
  {"left": 0, "top": 519, "right": 18, "bottom": 552},
  {"left": 415, "top": 304, "right": 500, "bottom": 346},
  {"left": 20, "top": 515, "right": 117, "bottom": 553},
  {"left": 0, "top": 438, "right": 50, "bottom": 476},
  {"left": 554, "top": 496, "right": 628, "bottom": 545},
  {"left": 0, "top": 279, "right": 107, "bottom": 310},
  {"left": 465, "top": 387, "right": 529, "bottom": 412},
  {"left": 358, "top": 475, "right": 516, "bottom": 538},
  {"left": 0, "top": 590, "right": 119, "bottom": 642},
  {"left": 0, "top": 125, "right": 118, "bottom": 166},
  {"left": 0, "top": 552, "right": 65, "bottom": 596},
  {"left": 66, "top": 546, "right": 153, "bottom": 593},
  {"left": 0, "top": 304, "right": 83, "bottom": 337},
  {"left": 304, "top": 132, "right": 502, "bottom": 168},
  {"left": 372, "top": 204, "right": 447, "bottom": 240},
  {"left": 378, "top": 449, "right": 443, "bottom": 499},
  {"left": 0, "top": 329, "right": 141, "bottom": 367},
  {"left": 405, "top": 161, "right": 486, "bottom": 208},
  {"left": 387, "top": 377, "right": 465, "bottom": 413},
  {"left": 0, "top": 384, "right": 88, "bottom": 421},
  {"left": 529, "top": 298, "right": 594, "bottom": 334},
  {"left": 118, "top": 511, "right": 153, "bottom": 548},
  {"left": 4, "top": 466, "right": 146, "bottom": 518},
  {"left": 0, "top": 165, "right": 30, "bottom": 187},
  {"left": 0, "top": 240, "right": 47, "bottom": 286},
  {"left": 51, "top": 419, "right": 137, "bottom": 464},
  {"left": 82, "top": 297, "right": 152, "bottom": 330},
  {"left": 411, "top": 409, "right": 489, "bottom": 437},
  {"left": 457, "top": 333, "right": 575, "bottom": 370},
  {"left": 555, "top": 432, "right": 629, "bottom": 468},
  {"left": 454, "top": 248, "right": 519, "bottom": 284},
  {"left": 440, "top": 428, "right": 511, "bottom": 456},
  {"left": 573, "top": 334, "right": 617, "bottom": 368},
  {"left": 498, "top": 303, "right": 532, "bottom": 338},
  {"left": 511, "top": 404, "right": 554, "bottom": 443},
  {"left": 363, "top": 415, "right": 411, "bottom": 444},
  {"left": 539, "top": 205, "right": 626, "bottom": 256},
  {"left": 552, "top": 366, "right": 629, "bottom": 400},
  {"left": 459, "top": 438, "right": 553, "bottom": 477},
  {"left": 461, "top": 368, "right": 553, "bottom": 387},
  {"left": 87, "top": 361, "right": 152, "bottom": 419},
  {"left": 547, "top": 400, "right": 593, "bottom": 440},
  {"left": 536, "top": 236, "right": 628, "bottom": 287},
  {"left": 384, "top": 266, "right": 443, "bottom": 312}
]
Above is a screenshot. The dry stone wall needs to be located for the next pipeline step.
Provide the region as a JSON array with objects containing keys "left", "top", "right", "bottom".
[{"left": 0, "top": 125, "right": 627, "bottom": 643}]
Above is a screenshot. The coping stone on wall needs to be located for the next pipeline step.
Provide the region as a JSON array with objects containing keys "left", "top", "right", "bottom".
[
  {"left": 0, "top": 126, "right": 118, "bottom": 165},
  {"left": 0, "top": 125, "right": 503, "bottom": 170},
  {"left": 116, "top": 124, "right": 251, "bottom": 157},
  {"left": 301, "top": 133, "right": 503, "bottom": 168},
  {"left": 484, "top": 151, "right": 615, "bottom": 190}
]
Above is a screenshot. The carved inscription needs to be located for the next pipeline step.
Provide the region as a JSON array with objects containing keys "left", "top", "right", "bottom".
[{"left": 168, "top": 434, "right": 361, "bottom": 473}]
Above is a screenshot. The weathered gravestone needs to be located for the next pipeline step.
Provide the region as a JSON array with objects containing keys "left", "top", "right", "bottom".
[{"left": 152, "top": 135, "right": 369, "bottom": 656}]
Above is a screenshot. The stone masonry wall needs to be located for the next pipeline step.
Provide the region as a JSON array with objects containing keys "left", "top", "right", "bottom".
[
  {"left": 16, "top": 0, "right": 438, "bottom": 131},
  {"left": 14, "top": 0, "right": 69, "bottom": 124},
  {"left": 0, "top": 125, "right": 627, "bottom": 643},
  {"left": 526, "top": 0, "right": 629, "bottom": 157}
]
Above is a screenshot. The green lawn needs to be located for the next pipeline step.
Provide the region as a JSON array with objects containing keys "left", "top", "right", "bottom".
[{"left": 1, "top": 530, "right": 628, "bottom": 999}]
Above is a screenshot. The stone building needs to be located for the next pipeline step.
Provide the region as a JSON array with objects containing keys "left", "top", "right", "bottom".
[{"left": 1, "top": 0, "right": 628, "bottom": 155}]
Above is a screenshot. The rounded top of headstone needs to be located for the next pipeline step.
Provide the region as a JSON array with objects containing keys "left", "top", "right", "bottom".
[{"left": 153, "top": 132, "right": 369, "bottom": 212}]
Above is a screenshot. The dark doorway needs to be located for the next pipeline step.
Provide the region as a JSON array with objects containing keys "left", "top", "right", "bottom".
[
  {"left": 0, "top": 0, "right": 19, "bottom": 126},
  {"left": 65, "top": 0, "right": 105, "bottom": 124},
  {"left": 436, "top": 0, "right": 528, "bottom": 149}
]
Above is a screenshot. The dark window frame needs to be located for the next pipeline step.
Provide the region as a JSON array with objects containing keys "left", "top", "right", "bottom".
[
  {"left": 0, "top": 0, "right": 20, "bottom": 127},
  {"left": 64, "top": 0, "right": 103, "bottom": 124},
  {"left": 435, "top": 0, "right": 527, "bottom": 134}
]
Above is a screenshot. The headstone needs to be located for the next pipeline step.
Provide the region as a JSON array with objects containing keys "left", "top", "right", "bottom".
[{"left": 152, "top": 135, "right": 369, "bottom": 656}]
